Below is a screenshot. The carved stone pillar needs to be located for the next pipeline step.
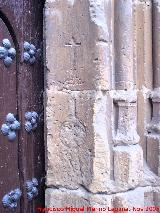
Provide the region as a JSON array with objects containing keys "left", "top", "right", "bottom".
[
  {"left": 113, "top": 90, "right": 139, "bottom": 145},
  {"left": 147, "top": 0, "right": 160, "bottom": 175},
  {"left": 113, "top": 0, "right": 143, "bottom": 189},
  {"left": 113, "top": 0, "right": 139, "bottom": 146},
  {"left": 114, "top": 0, "right": 134, "bottom": 91}
]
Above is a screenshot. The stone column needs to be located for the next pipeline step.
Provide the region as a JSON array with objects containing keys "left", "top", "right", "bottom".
[
  {"left": 147, "top": 0, "right": 160, "bottom": 175},
  {"left": 136, "top": 0, "right": 152, "bottom": 160},
  {"left": 113, "top": 0, "right": 143, "bottom": 189}
]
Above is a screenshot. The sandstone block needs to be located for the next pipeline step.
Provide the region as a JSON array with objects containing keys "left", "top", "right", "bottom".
[
  {"left": 111, "top": 90, "right": 140, "bottom": 146},
  {"left": 44, "top": 0, "right": 112, "bottom": 90},
  {"left": 137, "top": 90, "right": 151, "bottom": 160},
  {"left": 113, "top": 145, "right": 143, "bottom": 189},
  {"left": 45, "top": 188, "right": 89, "bottom": 210},
  {"left": 45, "top": 188, "right": 113, "bottom": 212},
  {"left": 154, "top": 188, "right": 160, "bottom": 206},
  {"left": 46, "top": 90, "right": 111, "bottom": 192},
  {"left": 114, "top": 0, "right": 134, "bottom": 90},
  {"left": 135, "top": 0, "right": 152, "bottom": 89},
  {"left": 144, "top": 187, "right": 160, "bottom": 212},
  {"left": 113, "top": 188, "right": 144, "bottom": 213},
  {"left": 144, "top": 190, "right": 154, "bottom": 207},
  {"left": 146, "top": 135, "right": 159, "bottom": 175}
]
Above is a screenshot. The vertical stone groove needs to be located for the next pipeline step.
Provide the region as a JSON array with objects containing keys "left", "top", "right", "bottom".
[
  {"left": 147, "top": 0, "right": 160, "bottom": 176},
  {"left": 113, "top": 0, "right": 143, "bottom": 189}
]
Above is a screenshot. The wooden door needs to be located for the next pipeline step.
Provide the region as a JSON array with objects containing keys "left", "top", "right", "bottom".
[{"left": 0, "top": 1, "right": 45, "bottom": 212}]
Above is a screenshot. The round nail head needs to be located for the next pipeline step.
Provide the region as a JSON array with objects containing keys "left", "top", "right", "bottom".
[
  {"left": 4, "top": 56, "right": 13, "bottom": 67},
  {"left": 32, "top": 112, "right": 38, "bottom": 119},
  {"left": 25, "top": 112, "right": 32, "bottom": 120},
  {"left": 24, "top": 42, "right": 31, "bottom": 51},
  {"left": 8, "top": 131, "right": 16, "bottom": 141},
  {"left": 23, "top": 52, "right": 30, "bottom": 62},
  {"left": 25, "top": 121, "right": 32, "bottom": 132},
  {"left": 8, "top": 48, "right": 16, "bottom": 59},
  {"left": 0, "top": 47, "right": 8, "bottom": 59},
  {"left": 29, "top": 49, "right": 35, "bottom": 57},
  {"left": 1, "top": 124, "right": 10, "bottom": 136},
  {"left": 29, "top": 56, "right": 36, "bottom": 65},
  {"left": 30, "top": 44, "right": 36, "bottom": 51},
  {"left": 6, "top": 113, "right": 16, "bottom": 123},
  {"left": 2, "top": 39, "right": 11, "bottom": 49}
]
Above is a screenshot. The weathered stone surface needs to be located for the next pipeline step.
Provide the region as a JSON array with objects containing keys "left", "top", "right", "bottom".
[
  {"left": 46, "top": 89, "right": 111, "bottom": 192},
  {"left": 44, "top": 0, "right": 113, "bottom": 91},
  {"left": 146, "top": 135, "right": 160, "bottom": 175},
  {"left": 152, "top": 0, "right": 160, "bottom": 89},
  {"left": 44, "top": 0, "right": 159, "bottom": 209},
  {"left": 114, "top": 102, "right": 139, "bottom": 145},
  {"left": 153, "top": 188, "right": 160, "bottom": 206},
  {"left": 45, "top": 188, "right": 113, "bottom": 212},
  {"left": 113, "top": 145, "right": 143, "bottom": 188},
  {"left": 144, "top": 190, "right": 155, "bottom": 207},
  {"left": 135, "top": 0, "right": 152, "bottom": 89},
  {"left": 114, "top": 0, "right": 134, "bottom": 90},
  {"left": 137, "top": 90, "right": 151, "bottom": 160},
  {"left": 113, "top": 188, "right": 144, "bottom": 213},
  {"left": 144, "top": 187, "right": 160, "bottom": 211},
  {"left": 110, "top": 90, "right": 140, "bottom": 145},
  {"left": 45, "top": 188, "right": 90, "bottom": 210},
  {"left": 45, "top": 187, "right": 160, "bottom": 213}
]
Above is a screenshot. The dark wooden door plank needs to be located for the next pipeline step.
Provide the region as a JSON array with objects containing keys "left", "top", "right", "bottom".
[
  {"left": 0, "top": 1, "right": 45, "bottom": 212},
  {"left": 0, "top": 18, "right": 20, "bottom": 213}
]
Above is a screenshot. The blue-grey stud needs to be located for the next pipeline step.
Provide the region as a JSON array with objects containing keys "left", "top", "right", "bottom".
[
  {"left": 24, "top": 52, "right": 30, "bottom": 63},
  {"left": 12, "top": 189, "right": 22, "bottom": 201},
  {"left": 29, "top": 56, "right": 36, "bottom": 65},
  {"left": 30, "top": 44, "right": 36, "bottom": 51},
  {"left": 25, "top": 111, "right": 38, "bottom": 132},
  {"left": 8, "top": 131, "right": 16, "bottom": 141},
  {"left": 32, "top": 111, "right": 38, "bottom": 119},
  {"left": 9, "top": 202, "right": 17, "bottom": 209},
  {"left": 9, "top": 190, "right": 15, "bottom": 197},
  {"left": 32, "top": 178, "right": 38, "bottom": 186},
  {"left": 1, "top": 113, "right": 20, "bottom": 141},
  {"left": 27, "top": 192, "right": 33, "bottom": 201},
  {"left": 1, "top": 124, "right": 10, "bottom": 136},
  {"left": 23, "top": 42, "right": 37, "bottom": 64},
  {"left": 29, "top": 49, "right": 35, "bottom": 57},
  {"left": 11, "top": 193, "right": 20, "bottom": 202},
  {"left": 25, "top": 112, "right": 32, "bottom": 120},
  {"left": 31, "top": 187, "right": 38, "bottom": 197},
  {"left": 8, "top": 48, "right": 16, "bottom": 59},
  {"left": 6, "top": 113, "right": 16, "bottom": 123},
  {"left": 24, "top": 41, "right": 31, "bottom": 51},
  {"left": 26, "top": 178, "right": 38, "bottom": 201},
  {"left": 0, "top": 39, "right": 16, "bottom": 67},
  {"left": 25, "top": 121, "right": 32, "bottom": 132},
  {"left": 10, "top": 120, "right": 21, "bottom": 130},
  {"left": 26, "top": 181, "right": 34, "bottom": 192},
  {"left": 0, "top": 47, "right": 8, "bottom": 59},
  {"left": 14, "top": 120, "right": 21, "bottom": 129},
  {"left": 14, "top": 189, "right": 22, "bottom": 197},
  {"left": 4, "top": 56, "right": 13, "bottom": 67},
  {"left": 2, "top": 188, "right": 22, "bottom": 209},
  {"left": 2, "top": 39, "right": 11, "bottom": 49},
  {"left": 2, "top": 194, "right": 10, "bottom": 208},
  {"left": 31, "top": 117, "right": 36, "bottom": 125}
]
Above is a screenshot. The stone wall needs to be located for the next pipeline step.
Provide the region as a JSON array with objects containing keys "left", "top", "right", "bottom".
[{"left": 44, "top": 0, "right": 160, "bottom": 211}]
